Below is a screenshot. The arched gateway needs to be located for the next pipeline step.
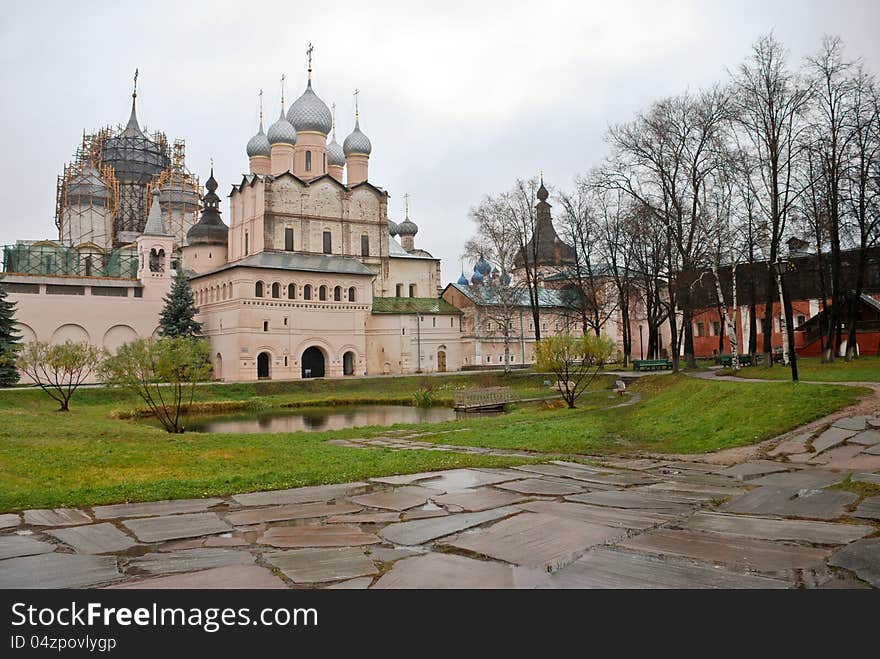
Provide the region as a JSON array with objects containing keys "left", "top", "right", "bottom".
[
  {"left": 302, "top": 347, "right": 325, "bottom": 378},
  {"left": 257, "top": 352, "right": 271, "bottom": 379}
]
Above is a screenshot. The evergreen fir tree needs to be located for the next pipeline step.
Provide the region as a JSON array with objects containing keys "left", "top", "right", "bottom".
[
  {"left": 0, "top": 285, "right": 21, "bottom": 386},
  {"left": 158, "top": 269, "right": 202, "bottom": 338}
]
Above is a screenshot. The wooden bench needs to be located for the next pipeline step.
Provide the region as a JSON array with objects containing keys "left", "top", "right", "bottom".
[
  {"left": 453, "top": 386, "right": 513, "bottom": 411},
  {"left": 633, "top": 359, "right": 673, "bottom": 371}
]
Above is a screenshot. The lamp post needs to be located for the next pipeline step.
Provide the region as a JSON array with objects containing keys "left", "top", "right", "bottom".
[{"left": 773, "top": 260, "right": 799, "bottom": 383}]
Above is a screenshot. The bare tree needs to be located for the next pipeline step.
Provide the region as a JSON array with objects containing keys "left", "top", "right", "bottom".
[
  {"left": 731, "top": 33, "right": 812, "bottom": 363},
  {"left": 17, "top": 341, "right": 104, "bottom": 411}
]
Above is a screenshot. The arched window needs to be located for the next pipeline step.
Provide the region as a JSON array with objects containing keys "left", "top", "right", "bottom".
[
  {"left": 409, "top": 284, "right": 417, "bottom": 298},
  {"left": 333, "top": 286, "right": 341, "bottom": 301},
  {"left": 305, "top": 150, "right": 312, "bottom": 172},
  {"left": 319, "top": 285, "right": 327, "bottom": 301},
  {"left": 149, "top": 248, "right": 165, "bottom": 273},
  {"left": 322, "top": 231, "right": 332, "bottom": 254},
  {"left": 361, "top": 234, "right": 370, "bottom": 257},
  {"left": 271, "top": 282, "right": 280, "bottom": 299},
  {"left": 222, "top": 283, "right": 227, "bottom": 299},
  {"left": 303, "top": 284, "right": 312, "bottom": 300},
  {"left": 255, "top": 281, "right": 264, "bottom": 298},
  {"left": 288, "top": 283, "right": 296, "bottom": 299},
  {"left": 348, "top": 287, "right": 356, "bottom": 302}
]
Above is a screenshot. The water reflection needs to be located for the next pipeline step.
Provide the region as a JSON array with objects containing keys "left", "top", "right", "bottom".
[{"left": 173, "top": 404, "right": 496, "bottom": 434}]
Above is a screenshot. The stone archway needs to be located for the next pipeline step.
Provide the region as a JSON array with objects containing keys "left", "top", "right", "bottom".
[
  {"left": 302, "top": 347, "right": 325, "bottom": 378},
  {"left": 257, "top": 352, "right": 271, "bottom": 379},
  {"left": 214, "top": 353, "right": 223, "bottom": 381},
  {"left": 437, "top": 350, "right": 447, "bottom": 373},
  {"left": 343, "top": 351, "right": 355, "bottom": 376}
]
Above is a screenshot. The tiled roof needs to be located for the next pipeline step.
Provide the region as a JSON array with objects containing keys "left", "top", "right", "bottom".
[{"left": 189, "top": 250, "right": 376, "bottom": 280}]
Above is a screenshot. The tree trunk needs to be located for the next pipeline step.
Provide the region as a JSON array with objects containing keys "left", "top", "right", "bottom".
[{"left": 775, "top": 273, "right": 789, "bottom": 365}]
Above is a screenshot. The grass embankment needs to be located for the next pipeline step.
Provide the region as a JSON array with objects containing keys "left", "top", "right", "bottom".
[
  {"left": 401, "top": 374, "right": 867, "bottom": 454},
  {"left": 0, "top": 372, "right": 555, "bottom": 512},
  {"left": 725, "top": 355, "right": 880, "bottom": 382},
  {"left": 0, "top": 372, "right": 865, "bottom": 511}
]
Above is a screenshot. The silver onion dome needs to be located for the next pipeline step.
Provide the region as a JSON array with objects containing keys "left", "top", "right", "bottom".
[
  {"left": 287, "top": 81, "right": 333, "bottom": 135},
  {"left": 67, "top": 167, "right": 111, "bottom": 203},
  {"left": 397, "top": 217, "right": 418, "bottom": 236},
  {"left": 388, "top": 219, "right": 400, "bottom": 236},
  {"left": 343, "top": 120, "right": 372, "bottom": 156},
  {"left": 267, "top": 110, "right": 296, "bottom": 145},
  {"left": 327, "top": 136, "right": 345, "bottom": 167},
  {"left": 246, "top": 122, "right": 271, "bottom": 157}
]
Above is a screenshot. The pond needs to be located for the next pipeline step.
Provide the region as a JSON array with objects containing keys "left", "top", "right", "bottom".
[{"left": 171, "top": 404, "right": 498, "bottom": 434}]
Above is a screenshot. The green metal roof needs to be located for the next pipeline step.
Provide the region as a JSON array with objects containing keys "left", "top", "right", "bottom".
[
  {"left": 189, "top": 250, "right": 376, "bottom": 280},
  {"left": 372, "top": 296, "right": 462, "bottom": 315}
]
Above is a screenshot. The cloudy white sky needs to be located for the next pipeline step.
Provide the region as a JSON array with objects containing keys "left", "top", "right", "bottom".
[{"left": 1, "top": 0, "right": 879, "bottom": 283}]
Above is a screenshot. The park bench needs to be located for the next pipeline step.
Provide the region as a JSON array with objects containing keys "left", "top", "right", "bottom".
[
  {"left": 633, "top": 359, "right": 673, "bottom": 371},
  {"left": 453, "top": 386, "right": 512, "bottom": 411}
]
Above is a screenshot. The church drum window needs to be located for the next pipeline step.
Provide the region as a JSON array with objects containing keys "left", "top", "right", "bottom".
[
  {"left": 288, "top": 283, "right": 296, "bottom": 299},
  {"left": 305, "top": 151, "right": 312, "bottom": 172},
  {"left": 271, "top": 282, "right": 280, "bottom": 299},
  {"left": 361, "top": 234, "right": 370, "bottom": 257},
  {"left": 303, "top": 285, "right": 312, "bottom": 300},
  {"left": 284, "top": 227, "right": 294, "bottom": 251},
  {"left": 319, "top": 285, "right": 327, "bottom": 301},
  {"left": 334, "top": 286, "right": 341, "bottom": 301},
  {"left": 348, "top": 287, "right": 356, "bottom": 302},
  {"left": 323, "top": 231, "right": 332, "bottom": 254}
]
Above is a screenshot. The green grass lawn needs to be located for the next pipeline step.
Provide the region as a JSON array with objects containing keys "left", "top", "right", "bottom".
[
  {"left": 726, "top": 355, "right": 880, "bottom": 382},
  {"left": 0, "top": 372, "right": 866, "bottom": 511}
]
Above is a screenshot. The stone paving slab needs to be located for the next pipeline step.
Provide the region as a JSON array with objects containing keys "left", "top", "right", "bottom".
[
  {"left": 123, "top": 512, "right": 232, "bottom": 543},
  {"left": 231, "top": 482, "right": 369, "bottom": 507},
  {"left": 350, "top": 486, "right": 442, "bottom": 511},
  {"left": 656, "top": 461, "right": 730, "bottom": 474},
  {"left": 379, "top": 507, "right": 520, "bottom": 546},
  {"left": 92, "top": 498, "right": 223, "bottom": 520},
  {"left": 516, "top": 500, "right": 681, "bottom": 530},
  {"left": 495, "top": 478, "right": 585, "bottom": 496},
  {"left": 23, "top": 508, "right": 92, "bottom": 527},
  {"left": 264, "top": 547, "right": 378, "bottom": 584},
  {"left": 809, "top": 444, "right": 865, "bottom": 465},
  {"left": 259, "top": 524, "right": 381, "bottom": 548},
  {"left": 325, "top": 577, "right": 374, "bottom": 589},
  {"left": 852, "top": 496, "right": 880, "bottom": 521},
  {"left": 682, "top": 511, "right": 873, "bottom": 545},
  {"left": 0, "top": 514, "right": 20, "bottom": 530},
  {"left": 364, "top": 546, "right": 423, "bottom": 564},
  {"left": 160, "top": 535, "right": 250, "bottom": 550},
  {"left": 433, "top": 488, "right": 529, "bottom": 512},
  {"left": 0, "top": 554, "right": 122, "bottom": 589},
  {"left": 863, "top": 443, "right": 880, "bottom": 455},
  {"left": 635, "top": 482, "right": 745, "bottom": 501},
  {"left": 514, "top": 463, "right": 656, "bottom": 487},
  {"left": 565, "top": 491, "right": 695, "bottom": 514},
  {"left": 812, "top": 427, "right": 858, "bottom": 453},
  {"left": 749, "top": 469, "right": 849, "bottom": 489},
  {"left": 832, "top": 416, "right": 867, "bottom": 431},
  {"left": 617, "top": 528, "right": 830, "bottom": 571},
  {"left": 441, "top": 512, "right": 625, "bottom": 568},
  {"left": 832, "top": 455, "right": 880, "bottom": 470},
  {"left": 768, "top": 434, "right": 811, "bottom": 457},
  {"left": 372, "top": 553, "right": 516, "bottom": 589},
  {"left": 719, "top": 461, "right": 792, "bottom": 481},
  {"left": 852, "top": 472, "right": 880, "bottom": 485},
  {"left": 546, "top": 547, "right": 791, "bottom": 589},
  {"left": 225, "top": 502, "right": 361, "bottom": 526},
  {"left": 828, "top": 538, "right": 880, "bottom": 588},
  {"left": 47, "top": 523, "right": 137, "bottom": 554},
  {"left": 849, "top": 430, "right": 880, "bottom": 446},
  {"left": 109, "top": 565, "right": 288, "bottom": 589},
  {"left": 325, "top": 512, "right": 402, "bottom": 524},
  {"left": 370, "top": 471, "right": 444, "bottom": 486},
  {"left": 720, "top": 487, "right": 858, "bottom": 520},
  {"left": 0, "top": 534, "right": 56, "bottom": 560},
  {"left": 412, "top": 469, "right": 522, "bottom": 492},
  {"left": 400, "top": 507, "right": 448, "bottom": 520},
  {"left": 128, "top": 548, "right": 254, "bottom": 575}
]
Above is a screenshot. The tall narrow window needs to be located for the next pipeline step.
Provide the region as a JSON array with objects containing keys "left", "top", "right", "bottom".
[
  {"left": 396, "top": 284, "right": 403, "bottom": 297},
  {"left": 409, "top": 284, "right": 417, "bottom": 298},
  {"left": 255, "top": 281, "right": 264, "bottom": 298},
  {"left": 263, "top": 321, "right": 269, "bottom": 332},
  {"left": 305, "top": 151, "right": 312, "bottom": 172},
  {"left": 361, "top": 234, "right": 370, "bottom": 257},
  {"left": 244, "top": 232, "right": 249, "bottom": 255},
  {"left": 271, "top": 282, "right": 280, "bottom": 299},
  {"left": 303, "top": 285, "right": 312, "bottom": 300},
  {"left": 323, "top": 231, "right": 332, "bottom": 254},
  {"left": 284, "top": 227, "right": 294, "bottom": 251},
  {"left": 334, "top": 286, "right": 341, "bottom": 301},
  {"left": 288, "top": 283, "right": 296, "bottom": 299},
  {"left": 348, "top": 287, "right": 356, "bottom": 302},
  {"left": 319, "top": 285, "right": 327, "bottom": 301}
]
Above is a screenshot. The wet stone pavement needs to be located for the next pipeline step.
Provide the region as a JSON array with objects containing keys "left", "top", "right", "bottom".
[{"left": 1, "top": 414, "right": 879, "bottom": 589}]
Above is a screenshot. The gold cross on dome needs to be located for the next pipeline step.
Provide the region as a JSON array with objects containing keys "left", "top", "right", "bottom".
[{"left": 307, "top": 43, "right": 314, "bottom": 80}]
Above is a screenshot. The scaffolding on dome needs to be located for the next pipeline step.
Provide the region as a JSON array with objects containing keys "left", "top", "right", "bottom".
[{"left": 147, "top": 140, "right": 201, "bottom": 246}]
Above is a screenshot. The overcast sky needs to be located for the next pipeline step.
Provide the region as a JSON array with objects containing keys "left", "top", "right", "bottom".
[{"left": 2, "top": 0, "right": 879, "bottom": 283}]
